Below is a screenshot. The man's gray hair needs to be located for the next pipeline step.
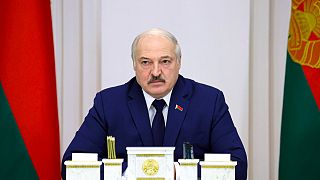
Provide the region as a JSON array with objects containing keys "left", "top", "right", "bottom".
[{"left": 131, "top": 28, "right": 182, "bottom": 64}]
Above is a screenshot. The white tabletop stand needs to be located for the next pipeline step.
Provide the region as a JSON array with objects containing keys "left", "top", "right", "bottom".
[
  {"left": 126, "top": 147, "right": 175, "bottom": 180},
  {"left": 177, "top": 159, "right": 199, "bottom": 180},
  {"left": 102, "top": 158, "right": 124, "bottom": 180},
  {"left": 64, "top": 153, "right": 102, "bottom": 180},
  {"left": 199, "top": 154, "right": 237, "bottom": 180}
]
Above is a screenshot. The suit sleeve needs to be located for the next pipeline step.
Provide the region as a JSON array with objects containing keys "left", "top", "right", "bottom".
[
  {"left": 61, "top": 92, "right": 108, "bottom": 179},
  {"left": 210, "top": 90, "right": 248, "bottom": 180}
]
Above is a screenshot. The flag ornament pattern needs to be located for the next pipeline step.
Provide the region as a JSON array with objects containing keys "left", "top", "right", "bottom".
[{"left": 288, "top": 0, "right": 320, "bottom": 68}]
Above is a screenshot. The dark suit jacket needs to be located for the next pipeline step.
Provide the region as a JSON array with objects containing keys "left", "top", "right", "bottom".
[{"left": 62, "top": 75, "right": 247, "bottom": 179}]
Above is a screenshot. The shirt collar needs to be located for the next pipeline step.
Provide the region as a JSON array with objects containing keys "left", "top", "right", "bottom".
[{"left": 142, "top": 90, "right": 172, "bottom": 109}]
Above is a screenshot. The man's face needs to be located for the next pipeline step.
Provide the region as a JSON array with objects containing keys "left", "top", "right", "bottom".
[{"left": 134, "top": 35, "right": 181, "bottom": 99}]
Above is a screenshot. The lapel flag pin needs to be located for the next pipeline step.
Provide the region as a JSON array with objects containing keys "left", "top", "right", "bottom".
[{"left": 175, "top": 104, "right": 183, "bottom": 111}]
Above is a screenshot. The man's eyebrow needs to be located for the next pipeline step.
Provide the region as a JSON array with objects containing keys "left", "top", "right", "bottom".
[
  {"left": 160, "top": 55, "right": 172, "bottom": 59},
  {"left": 139, "top": 57, "right": 150, "bottom": 60}
]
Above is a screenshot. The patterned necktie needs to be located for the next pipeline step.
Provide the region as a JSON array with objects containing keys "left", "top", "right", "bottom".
[{"left": 152, "top": 99, "right": 166, "bottom": 146}]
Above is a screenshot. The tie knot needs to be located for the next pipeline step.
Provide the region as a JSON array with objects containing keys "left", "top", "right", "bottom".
[{"left": 152, "top": 99, "right": 166, "bottom": 111}]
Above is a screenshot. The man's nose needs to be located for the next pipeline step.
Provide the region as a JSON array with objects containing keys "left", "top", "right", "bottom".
[{"left": 151, "top": 63, "right": 161, "bottom": 76}]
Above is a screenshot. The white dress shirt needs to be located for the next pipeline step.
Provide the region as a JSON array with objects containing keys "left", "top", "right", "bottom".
[{"left": 142, "top": 90, "right": 172, "bottom": 126}]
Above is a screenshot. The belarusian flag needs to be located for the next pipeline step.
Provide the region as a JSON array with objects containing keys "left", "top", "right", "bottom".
[
  {"left": 0, "top": 1, "right": 61, "bottom": 179},
  {"left": 279, "top": 0, "right": 320, "bottom": 179}
]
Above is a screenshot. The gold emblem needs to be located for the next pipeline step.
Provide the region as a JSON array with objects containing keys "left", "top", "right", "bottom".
[
  {"left": 288, "top": 0, "right": 320, "bottom": 68},
  {"left": 142, "top": 159, "right": 159, "bottom": 176}
]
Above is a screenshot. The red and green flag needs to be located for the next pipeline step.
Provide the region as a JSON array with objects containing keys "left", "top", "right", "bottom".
[
  {"left": 0, "top": 0, "right": 61, "bottom": 179},
  {"left": 279, "top": 0, "right": 320, "bottom": 179}
]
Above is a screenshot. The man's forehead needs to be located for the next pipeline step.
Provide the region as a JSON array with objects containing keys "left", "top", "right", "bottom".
[
  {"left": 137, "top": 34, "right": 174, "bottom": 46},
  {"left": 138, "top": 55, "right": 174, "bottom": 60}
]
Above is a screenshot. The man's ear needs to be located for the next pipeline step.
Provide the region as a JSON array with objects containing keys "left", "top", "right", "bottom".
[{"left": 133, "top": 60, "right": 137, "bottom": 71}]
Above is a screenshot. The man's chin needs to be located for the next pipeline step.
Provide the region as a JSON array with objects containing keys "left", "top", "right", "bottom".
[{"left": 147, "top": 89, "right": 167, "bottom": 99}]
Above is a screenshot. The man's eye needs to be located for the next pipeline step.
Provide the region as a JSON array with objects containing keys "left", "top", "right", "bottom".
[
  {"left": 162, "top": 59, "right": 171, "bottom": 64},
  {"left": 141, "top": 61, "right": 149, "bottom": 65}
]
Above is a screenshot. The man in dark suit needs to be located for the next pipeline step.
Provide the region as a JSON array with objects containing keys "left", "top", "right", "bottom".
[{"left": 62, "top": 28, "right": 247, "bottom": 179}]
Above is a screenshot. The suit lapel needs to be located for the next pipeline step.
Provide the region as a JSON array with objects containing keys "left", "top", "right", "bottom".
[
  {"left": 163, "top": 76, "right": 191, "bottom": 146},
  {"left": 127, "top": 79, "right": 154, "bottom": 146}
]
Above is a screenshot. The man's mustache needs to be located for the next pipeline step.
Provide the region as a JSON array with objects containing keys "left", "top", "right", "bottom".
[{"left": 148, "top": 75, "right": 165, "bottom": 84}]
